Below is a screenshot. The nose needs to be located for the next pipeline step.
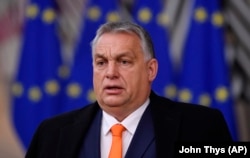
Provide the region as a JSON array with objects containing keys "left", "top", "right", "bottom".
[{"left": 106, "top": 62, "right": 119, "bottom": 79}]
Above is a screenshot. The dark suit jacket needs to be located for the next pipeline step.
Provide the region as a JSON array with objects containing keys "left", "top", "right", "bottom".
[{"left": 25, "top": 91, "right": 232, "bottom": 158}]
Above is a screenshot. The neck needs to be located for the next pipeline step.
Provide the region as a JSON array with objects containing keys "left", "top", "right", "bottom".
[{"left": 102, "top": 98, "right": 150, "bottom": 122}]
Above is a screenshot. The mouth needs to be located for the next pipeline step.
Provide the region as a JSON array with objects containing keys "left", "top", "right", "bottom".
[{"left": 104, "top": 85, "right": 123, "bottom": 94}]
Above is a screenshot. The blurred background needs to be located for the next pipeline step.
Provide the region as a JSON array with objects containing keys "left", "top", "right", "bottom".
[{"left": 0, "top": 0, "right": 250, "bottom": 157}]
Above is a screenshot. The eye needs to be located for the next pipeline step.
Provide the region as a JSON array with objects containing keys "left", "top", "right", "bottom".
[
  {"left": 121, "top": 60, "right": 129, "bottom": 65},
  {"left": 119, "top": 57, "right": 132, "bottom": 65},
  {"left": 95, "top": 59, "right": 107, "bottom": 67},
  {"left": 97, "top": 61, "right": 105, "bottom": 65}
]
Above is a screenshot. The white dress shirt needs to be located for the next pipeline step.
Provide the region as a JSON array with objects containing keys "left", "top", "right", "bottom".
[{"left": 100, "top": 98, "right": 149, "bottom": 158}]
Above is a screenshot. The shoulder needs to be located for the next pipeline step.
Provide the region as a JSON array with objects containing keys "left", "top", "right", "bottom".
[
  {"left": 150, "top": 91, "right": 220, "bottom": 115},
  {"left": 151, "top": 92, "right": 226, "bottom": 123},
  {"left": 150, "top": 91, "right": 232, "bottom": 141},
  {"left": 26, "top": 103, "right": 100, "bottom": 157},
  {"left": 38, "top": 103, "right": 100, "bottom": 132}
]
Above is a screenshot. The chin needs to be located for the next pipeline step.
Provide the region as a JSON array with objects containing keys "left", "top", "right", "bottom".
[
  {"left": 104, "top": 101, "right": 123, "bottom": 107},
  {"left": 102, "top": 98, "right": 125, "bottom": 107}
]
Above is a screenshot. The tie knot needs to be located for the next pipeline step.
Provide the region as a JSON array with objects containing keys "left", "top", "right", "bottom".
[{"left": 110, "top": 124, "right": 125, "bottom": 137}]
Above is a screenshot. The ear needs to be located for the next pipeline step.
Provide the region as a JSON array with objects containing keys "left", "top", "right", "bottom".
[{"left": 147, "top": 58, "right": 158, "bottom": 82}]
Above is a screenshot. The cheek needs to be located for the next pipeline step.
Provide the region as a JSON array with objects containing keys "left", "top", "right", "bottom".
[
  {"left": 93, "top": 69, "right": 104, "bottom": 78},
  {"left": 93, "top": 72, "right": 102, "bottom": 88},
  {"left": 123, "top": 69, "right": 146, "bottom": 86}
]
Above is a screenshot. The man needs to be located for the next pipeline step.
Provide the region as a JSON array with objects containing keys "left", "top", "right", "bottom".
[{"left": 26, "top": 21, "right": 232, "bottom": 158}]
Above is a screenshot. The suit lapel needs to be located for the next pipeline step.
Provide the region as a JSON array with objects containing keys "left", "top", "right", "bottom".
[
  {"left": 125, "top": 105, "right": 155, "bottom": 158},
  {"left": 78, "top": 110, "right": 102, "bottom": 158},
  {"left": 56, "top": 103, "right": 100, "bottom": 158},
  {"left": 150, "top": 92, "right": 181, "bottom": 158}
]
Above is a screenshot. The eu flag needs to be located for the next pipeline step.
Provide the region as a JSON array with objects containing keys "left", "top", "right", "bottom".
[
  {"left": 61, "top": 0, "right": 121, "bottom": 111},
  {"left": 132, "top": 0, "right": 176, "bottom": 99},
  {"left": 177, "top": 0, "right": 238, "bottom": 140},
  {"left": 12, "top": 0, "right": 63, "bottom": 149}
]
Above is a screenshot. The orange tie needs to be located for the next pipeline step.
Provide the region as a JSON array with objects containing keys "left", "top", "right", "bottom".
[{"left": 108, "top": 124, "right": 125, "bottom": 158}]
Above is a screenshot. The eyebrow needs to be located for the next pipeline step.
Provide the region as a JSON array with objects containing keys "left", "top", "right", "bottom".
[
  {"left": 94, "top": 51, "right": 136, "bottom": 59},
  {"left": 94, "top": 53, "right": 105, "bottom": 59}
]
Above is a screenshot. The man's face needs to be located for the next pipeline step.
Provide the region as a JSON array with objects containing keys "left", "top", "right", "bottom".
[{"left": 93, "top": 32, "right": 157, "bottom": 117}]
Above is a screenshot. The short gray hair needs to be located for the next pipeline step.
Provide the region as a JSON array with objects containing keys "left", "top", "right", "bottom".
[{"left": 91, "top": 21, "right": 155, "bottom": 60}]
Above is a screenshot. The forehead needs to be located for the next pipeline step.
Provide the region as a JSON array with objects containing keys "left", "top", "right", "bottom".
[
  {"left": 95, "top": 32, "right": 141, "bottom": 48},
  {"left": 93, "top": 32, "right": 144, "bottom": 59}
]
